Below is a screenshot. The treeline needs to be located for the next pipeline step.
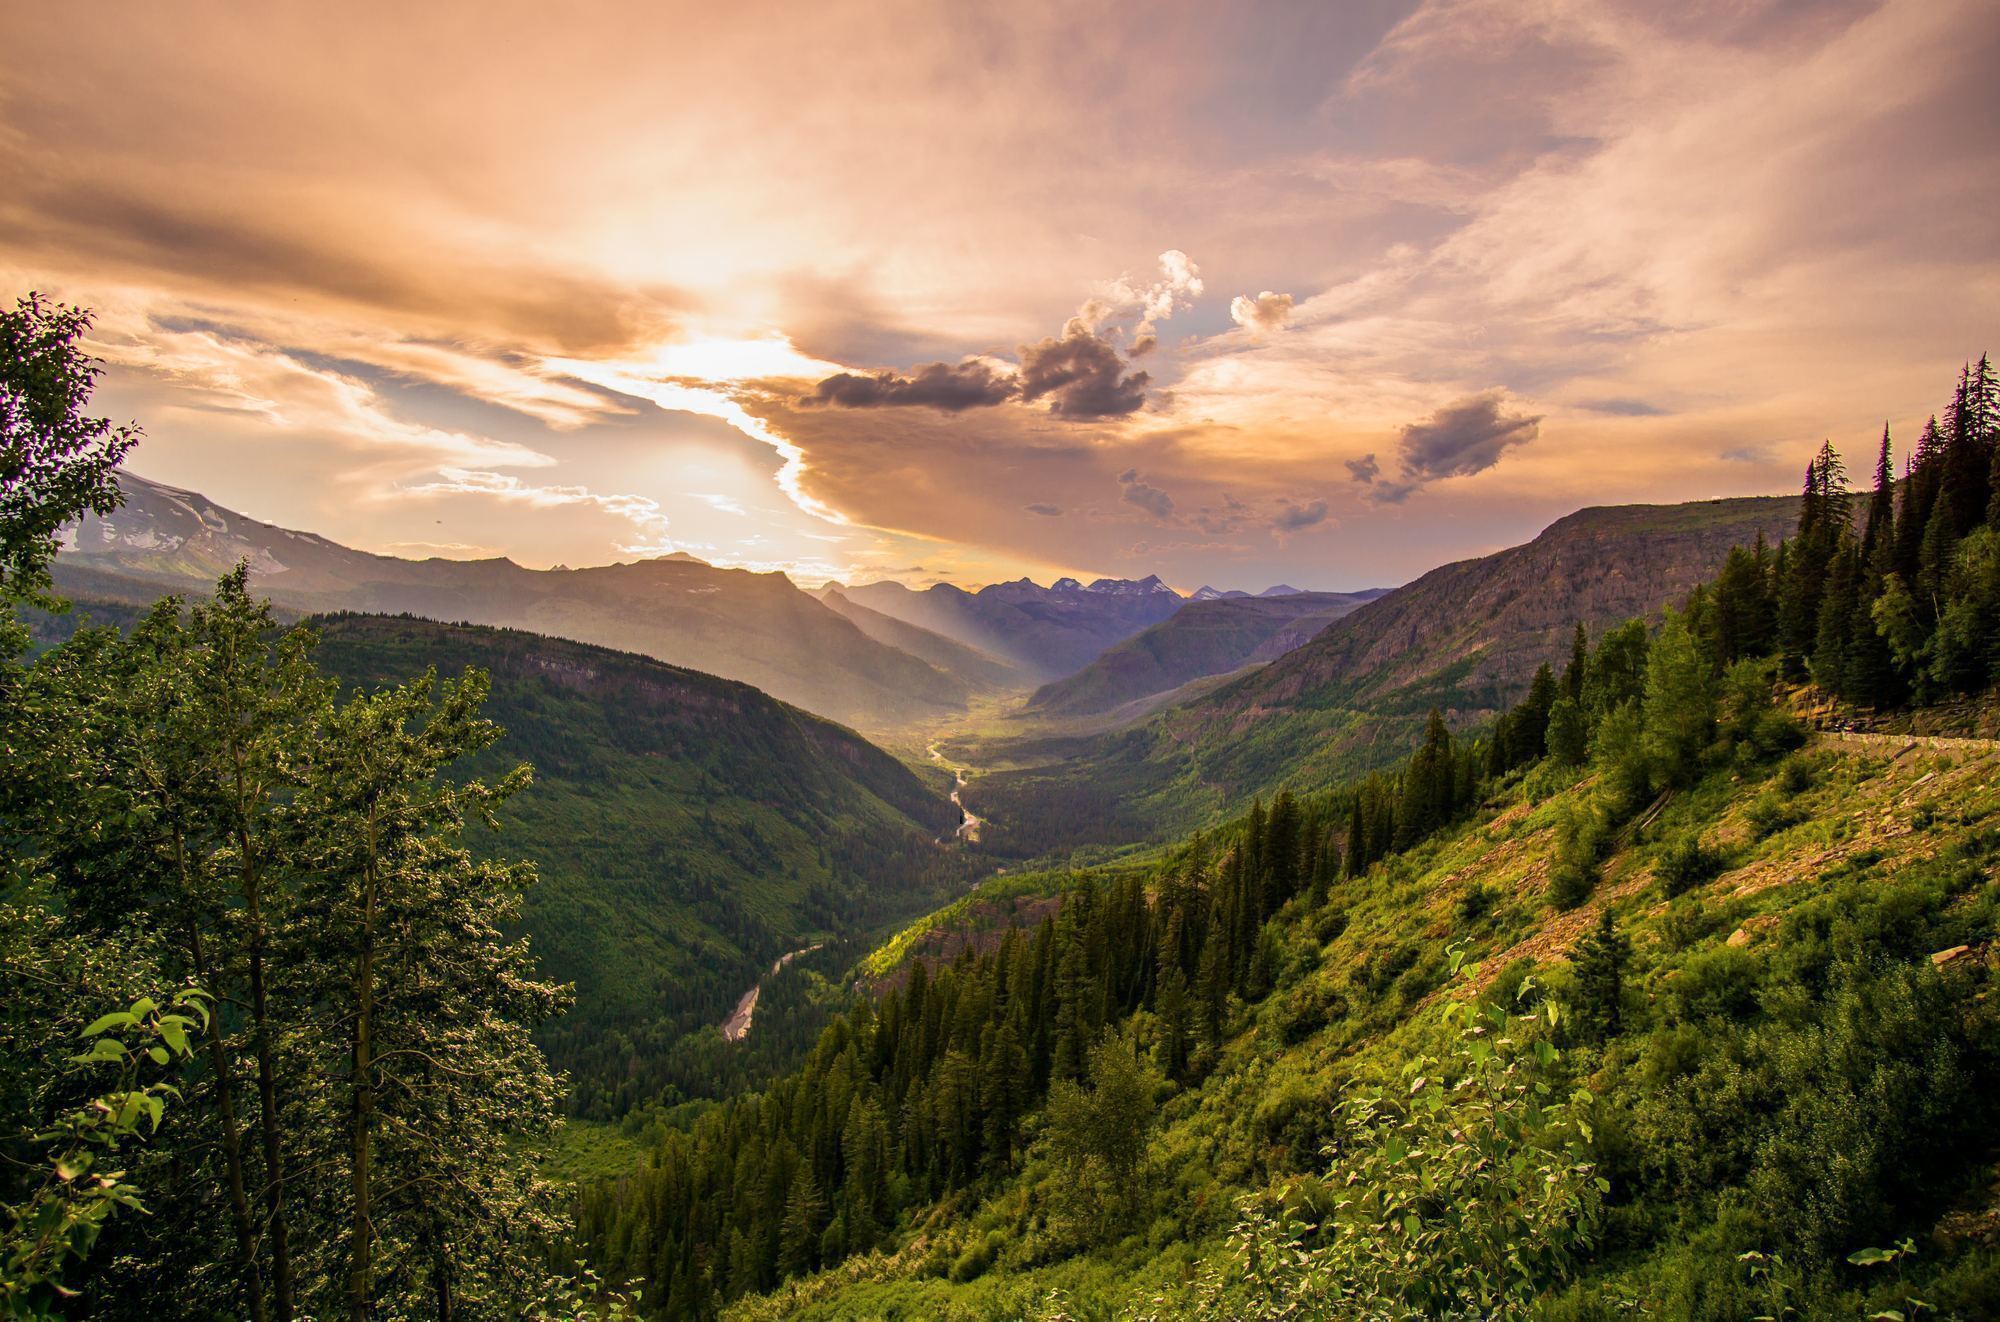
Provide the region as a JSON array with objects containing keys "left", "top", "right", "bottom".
[{"left": 1767, "top": 356, "right": 2000, "bottom": 705}]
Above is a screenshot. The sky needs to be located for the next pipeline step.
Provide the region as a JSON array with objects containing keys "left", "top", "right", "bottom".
[{"left": 3, "top": 0, "right": 1995, "bottom": 592}]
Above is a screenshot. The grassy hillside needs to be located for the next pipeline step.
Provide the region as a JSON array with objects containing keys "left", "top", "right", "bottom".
[
  {"left": 965, "top": 497, "right": 1801, "bottom": 856},
  {"left": 307, "top": 614, "right": 972, "bottom": 1115},
  {"left": 719, "top": 729, "right": 2000, "bottom": 1319}
]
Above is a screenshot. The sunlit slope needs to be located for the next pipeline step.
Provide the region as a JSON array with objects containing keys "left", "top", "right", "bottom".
[{"left": 733, "top": 730, "right": 2000, "bottom": 1319}]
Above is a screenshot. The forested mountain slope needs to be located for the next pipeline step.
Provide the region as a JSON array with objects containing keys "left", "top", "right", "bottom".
[
  {"left": 60, "top": 473, "right": 981, "bottom": 732},
  {"left": 698, "top": 728, "right": 2000, "bottom": 1320},
  {"left": 581, "top": 632, "right": 2000, "bottom": 1319},
  {"left": 308, "top": 614, "right": 969, "bottom": 1114},
  {"left": 1026, "top": 589, "right": 1385, "bottom": 718},
  {"left": 1203, "top": 497, "right": 1798, "bottom": 712}
]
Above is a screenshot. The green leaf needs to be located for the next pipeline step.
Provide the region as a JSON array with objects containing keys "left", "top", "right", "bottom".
[
  {"left": 80, "top": 1012, "right": 136, "bottom": 1038},
  {"left": 1848, "top": 1247, "right": 1899, "bottom": 1267}
]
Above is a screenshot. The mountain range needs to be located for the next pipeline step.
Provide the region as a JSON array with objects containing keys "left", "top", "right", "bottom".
[
  {"left": 963, "top": 496, "right": 1803, "bottom": 855},
  {"left": 838, "top": 574, "right": 1187, "bottom": 679},
  {"left": 67, "top": 474, "right": 1353, "bottom": 734},
  {"left": 60, "top": 473, "right": 1010, "bottom": 733}
]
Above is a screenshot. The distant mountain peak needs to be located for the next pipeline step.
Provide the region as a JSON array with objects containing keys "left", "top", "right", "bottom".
[
  {"left": 1083, "top": 574, "right": 1177, "bottom": 597},
  {"left": 1050, "top": 576, "right": 1084, "bottom": 591},
  {"left": 1258, "top": 584, "right": 1304, "bottom": 597},
  {"left": 1191, "top": 585, "right": 1251, "bottom": 601}
]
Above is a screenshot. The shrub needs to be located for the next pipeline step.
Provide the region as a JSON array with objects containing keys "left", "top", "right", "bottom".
[
  {"left": 950, "top": 1231, "right": 1004, "bottom": 1282},
  {"left": 1746, "top": 793, "right": 1804, "bottom": 839},
  {"left": 1659, "top": 897, "right": 1723, "bottom": 952},
  {"left": 1549, "top": 800, "right": 1611, "bottom": 910},
  {"left": 1777, "top": 753, "right": 1819, "bottom": 795},
  {"left": 1547, "top": 867, "right": 1594, "bottom": 910},
  {"left": 1657, "top": 834, "right": 1725, "bottom": 896},
  {"left": 1456, "top": 881, "right": 1499, "bottom": 924},
  {"left": 1188, "top": 974, "right": 1606, "bottom": 1319}
]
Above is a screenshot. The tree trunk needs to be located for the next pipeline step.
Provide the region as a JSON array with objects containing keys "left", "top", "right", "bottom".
[
  {"left": 231, "top": 738, "right": 297, "bottom": 1320},
  {"left": 183, "top": 904, "right": 268, "bottom": 1322},
  {"left": 348, "top": 803, "right": 380, "bottom": 1322}
]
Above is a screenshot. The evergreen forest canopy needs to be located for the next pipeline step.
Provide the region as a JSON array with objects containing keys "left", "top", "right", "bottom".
[{"left": 1, "top": 292, "right": 1996, "bottom": 1320}]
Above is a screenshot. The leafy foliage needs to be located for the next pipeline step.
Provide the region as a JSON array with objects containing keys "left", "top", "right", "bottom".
[
  {"left": 1182, "top": 972, "right": 1604, "bottom": 1319},
  {"left": 2, "top": 993, "right": 206, "bottom": 1318},
  {"left": 0, "top": 295, "right": 139, "bottom": 607}
]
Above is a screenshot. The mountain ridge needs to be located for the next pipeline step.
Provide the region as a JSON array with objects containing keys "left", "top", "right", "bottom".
[
  {"left": 840, "top": 573, "right": 1187, "bottom": 680},
  {"left": 61, "top": 473, "right": 982, "bottom": 733},
  {"left": 1026, "top": 589, "right": 1388, "bottom": 718}
]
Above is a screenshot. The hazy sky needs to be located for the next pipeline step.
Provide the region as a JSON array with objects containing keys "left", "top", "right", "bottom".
[{"left": 4, "top": 0, "right": 1995, "bottom": 590}]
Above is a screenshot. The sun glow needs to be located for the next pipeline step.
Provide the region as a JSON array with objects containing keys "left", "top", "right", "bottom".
[{"left": 546, "top": 334, "right": 849, "bottom": 527}]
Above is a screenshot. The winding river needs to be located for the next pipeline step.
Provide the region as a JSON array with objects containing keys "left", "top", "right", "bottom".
[
  {"left": 926, "top": 742, "right": 982, "bottom": 844},
  {"left": 719, "top": 943, "right": 824, "bottom": 1043}
]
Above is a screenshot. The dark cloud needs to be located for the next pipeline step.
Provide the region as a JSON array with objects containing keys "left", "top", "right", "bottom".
[
  {"left": 1368, "top": 479, "right": 1421, "bottom": 505},
  {"left": 1019, "top": 331, "right": 1150, "bottom": 419},
  {"left": 800, "top": 327, "right": 1149, "bottom": 420},
  {"left": 1578, "top": 397, "right": 1669, "bottom": 417},
  {"left": 1398, "top": 392, "right": 1541, "bottom": 482},
  {"left": 803, "top": 359, "right": 1016, "bottom": 411},
  {"left": 1118, "top": 468, "right": 1176, "bottom": 520},
  {"left": 1345, "top": 452, "right": 1381, "bottom": 484},
  {"left": 1272, "top": 498, "right": 1329, "bottom": 532},
  {"left": 1194, "top": 492, "right": 1251, "bottom": 535},
  {"left": 1024, "top": 502, "right": 1062, "bottom": 516}
]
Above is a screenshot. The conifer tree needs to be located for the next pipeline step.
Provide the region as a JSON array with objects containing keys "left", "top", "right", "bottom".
[
  {"left": 1640, "top": 609, "right": 1715, "bottom": 789},
  {"left": 1861, "top": 425, "right": 1895, "bottom": 561},
  {"left": 1570, "top": 911, "right": 1630, "bottom": 1042},
  {"left": 1894, "top": 416, "right": 1944, "bottom": 584},
  {"left": 1563, "top": 621, "right": 1588, "bottom": 701},
  {"left": 287, "top": 668, "right": 565, "bottom": 1320},
  {"left": 1154, "top": 965, "right": 1191, "bottom": 1082},
  {"left": 777, "top": 1166, "right": 825, "bottom": 1277},
  {"left": 1811, "top": 540, "right": 1861, "bottom": 697},
  {"left": 1545, "top": 695, "right": 1588, "bottom": 766}
]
